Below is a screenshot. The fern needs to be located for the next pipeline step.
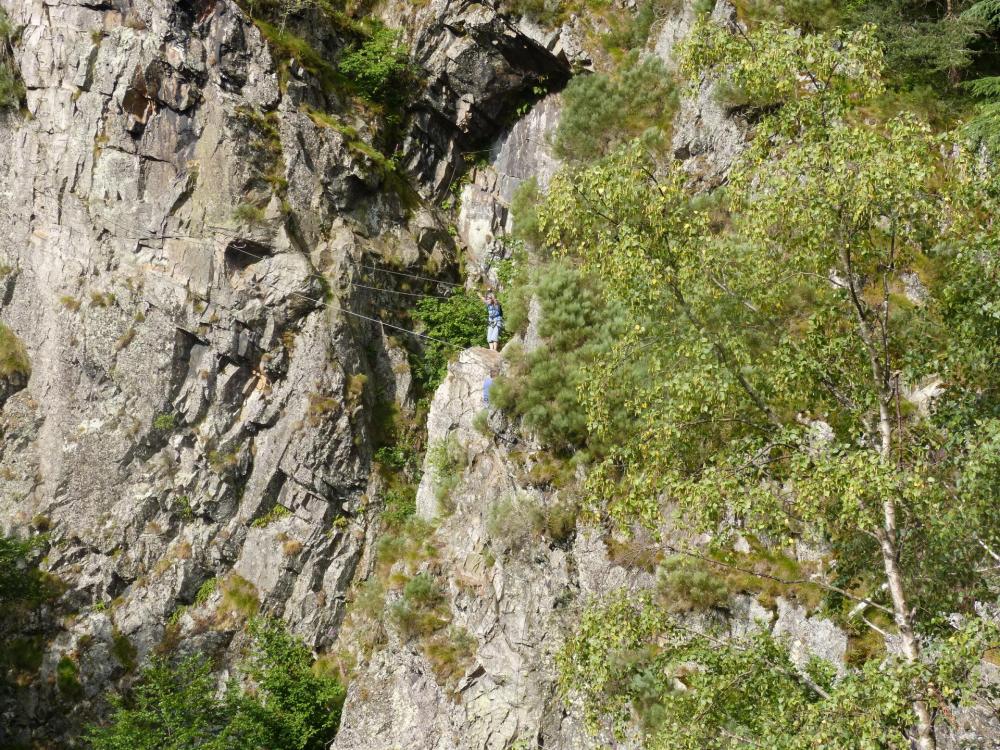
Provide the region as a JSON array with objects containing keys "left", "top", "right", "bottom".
[
  {"left": 963, "top": 75, "right": 1000, "bottom": 154},
  {"left": 964, "top": 75, "right": 1000, "bottom": 97},
  {"left": 962, "top": 0, "right": 1000, "bottom": 26}
]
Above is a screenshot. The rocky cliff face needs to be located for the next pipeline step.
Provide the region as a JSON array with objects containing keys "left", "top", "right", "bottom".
[
  {"left": 330, "top": 347, "right": 864, "bottom": 750},
  {"left": 0, "top": 0, "right": 581, "bottom": 743},
  {"left": 0, "top": 0, "right": 785, "bottom": 747}
]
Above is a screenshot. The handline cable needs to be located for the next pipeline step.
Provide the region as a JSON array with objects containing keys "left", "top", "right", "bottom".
[
  {"left": 348, "top": 281, "right": 453, "bottom": 300},
  {"left": 220, "top": 243, "right": 466, "bottom": 351},
  {"left": 22, "top": 191, "right": 470, "bottom": 350},
  {"left": 345, "top": 261, "right": 465, "bottom": 288},
  {"left": 15, "top": 222, "right": 467, "bottom": 352}
]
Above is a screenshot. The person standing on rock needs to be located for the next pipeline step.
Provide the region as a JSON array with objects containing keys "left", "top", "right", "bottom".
[{"left": 481, "top": 291, "right": 503, "bottom": 351}]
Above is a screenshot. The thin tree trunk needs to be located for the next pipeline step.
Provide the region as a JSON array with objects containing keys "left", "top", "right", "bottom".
[
  {"left": 842, "top": 243, "right": 938, "bottom": 750},
  {"left": 876, "top": 506, "right": 936, "bottom": 750},
  {"left": 946, "top": 0, "right": 963, "bottom": 88},
  {"left": 875, "top": 396, "right": 936, "bottom": 750}
]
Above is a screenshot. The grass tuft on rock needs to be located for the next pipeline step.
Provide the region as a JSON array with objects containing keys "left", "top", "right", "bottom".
[{"left": 0, "top": 322, "right": 29, "bottom": 379}]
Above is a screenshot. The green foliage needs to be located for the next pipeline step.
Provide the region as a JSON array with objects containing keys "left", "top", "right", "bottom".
[
  {"left": 195, "top": 577, "right": 218, "bottom": 606},
  {"left": 555, "top": 590, "right": 669, "bottom": 736},
  {"left": 490, "top": 262, "right": 630, "bottom": 456},
  {"left": 536, "top": 12, "right": 1000, "bottom": 746},
  {"left": 963, "top": 74, "right": 1000, "bottom": 153},
  {"left": 486, "top": 491, "right": 578, "bottom": 552},
  {"left": 219, "top": 574, "right": 260, "bottom": 620},
  {"left": 425, "top": 435, "right": 467, "bottom": 511},
  {"left": 233, "top": 202, "right": 267, "bottom": 225},
  {"left": 503, "top": 0, "right": 579, "bottom": 26},
  {"left": 56, "top": 655, "right": 83, "bottom": 701},
  {"left": 603, "top": 0, "right": 670, "bottom": 52},
  {"left": 228, "top": 619, "right": 347, "bottom": 750},
  {"left": 252, "top": 504, "right": 291, "bottom": 528},
  {"left": 0, "top": 322, "right": 30, "bottom": 379},
  {"left": 0, "top": 536, "right": 44, "bottom": 606},
  {"left": 1, "top": 535, "right": 55, "bottom": 705},
  {"left": 737, "top": 0, "right": 847, "bottom": 31},
  {"left": 380, "top": 484, "right": 416, "bottom": 527},
  {"left": 87, "top": 620, "right": 346, "bottom": 750},
  {"left": 510, "top": 179, "right": 544, "bottom": 249},
  {"left": 560, "top": 592, "right": 1000, "bottom": 749},
  {"left": 87, "top": 655, "right": 229, "bottom": 750},
  {"left": 372, "top": 408, "right": 422, "bottom": 529},
  {"left": 111, "top": 630, "right": 138, "bottom": 672},
  {"left": 682, "top": 19, "right": 885, "bottom": 120},
  {"left": 152, "top": 413, "right": 176, "bottom": 432},
  {"left": 422, "top": 626, "right": 477, "bottom": 689},
  {"left": 389, "top": 573, "right": 449, "bottom": 639},
  {"left": 375, "top": 515, "right": 437, "bottom": 575},
  {"left": 0, "top": 8, "right": 24, "bottom": 111},
  {"left": 655, "top": 556, "right": 729, "bottom": 613},
  {"left": 337, "top": 25, "right": 415, "bottom": 110},
  {"left": 553, "top": 52, "right": 677, "bottom": 163},
  {"left": 412, "top": 290, "right": 484, "bottom": 392}
]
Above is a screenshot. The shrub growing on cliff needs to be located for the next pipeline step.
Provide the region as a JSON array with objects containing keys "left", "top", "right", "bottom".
[
  {"left": 411, "top": 290, "right": 484, "bottom": 392},
  {"left": 553, "top": 52, "right": 677, "bottom": 163},
  {"left": 0, "top": 323, "right": 29, "bottom": 379},
  {"left": 338, "top": 25, "right": 415, "bottom": 110},
  {"left": 0, "top": 9, "right": 24, "bottom": 111},
  {"left": 87, "top": 620, "right": 345, "bottom": 750}
]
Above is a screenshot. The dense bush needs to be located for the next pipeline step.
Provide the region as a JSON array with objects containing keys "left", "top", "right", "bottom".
[
  {"left": 490, "top": 263, "right": 634, "bottom": 457},
  {"left": 412, "top": 290, "right": 485, "bottom": 392},
  {"left": 553, "top": 53, "right": 677, "bottom": 163},
  {"left": 87, "top": 619, "right": 346, "bottom": 750},
  {"left": 0, "top": 9, "right": 23, "bottom": 111},
  {"left": 0, "top": 323, "right": 29, "bottom": 379},
  {"left": 338, "top": 25, "right": 416, "bottom": 109}
]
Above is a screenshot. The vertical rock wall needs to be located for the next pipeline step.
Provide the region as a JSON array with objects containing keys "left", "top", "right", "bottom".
[
  {"left": 0, "top": 0, "right": 592, "bottom": 744},
  {"left": 0, "top": 0, "right": 766, "bottom": 745}
]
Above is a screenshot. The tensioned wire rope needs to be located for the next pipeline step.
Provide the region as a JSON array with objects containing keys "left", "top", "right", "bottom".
[
  {"left": 202, "top": 222, "right": 464, "bottom": 295},
  {"left": 16, "top": 195, "right": 468, "bottom": 351}
]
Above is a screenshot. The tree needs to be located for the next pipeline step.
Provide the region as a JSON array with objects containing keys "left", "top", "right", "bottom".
[
  {"left": 338, "top": 25, "right": 415, "bottom": 109},
  {"left": 86, "top": 656, "right": 234, "bottom": 750},
  {"left": 541, "top": 16, "right": 1000, "bottom": 750},
  {"left": 412, "top": 290, "right": 485, "bottom": 392},
  {"left": 490, "top": 262, "right": 631, "bottom": 456},
  {"left": 227, "top": 619, "right": 346, "bottom": 750},
  {"left": 87, "top": 620, "right": 346, "bottom": 750}
]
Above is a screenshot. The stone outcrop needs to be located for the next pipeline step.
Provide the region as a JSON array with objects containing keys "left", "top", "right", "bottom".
[
  {"left": 456, "top": 93, "right": 563, "bottom": 281},
  {"left": 0, "top": 0, "right": 456, "bottom": 741},
  {"left": 661, "top": 0, "right": 750, "bottom": 188},
  {"left": 379, "top": 0, "right": 579, "bottom": 198},
  {"left": 334, "top": 347, "right": 858, "bottom": 750}
]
